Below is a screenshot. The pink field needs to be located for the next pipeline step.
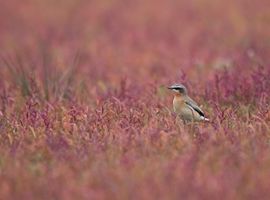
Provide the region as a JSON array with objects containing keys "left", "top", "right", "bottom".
[{"left": 1, "top": 0, "right": 270, "bottom": 199}]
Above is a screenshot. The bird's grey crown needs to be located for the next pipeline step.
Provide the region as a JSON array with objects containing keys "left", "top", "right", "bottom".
[
  {"left": 169, "top": 83, "right": 187, "bottom": 90},
  {"left": 169, "top": 83, "right": 185, "bottom": 89}
]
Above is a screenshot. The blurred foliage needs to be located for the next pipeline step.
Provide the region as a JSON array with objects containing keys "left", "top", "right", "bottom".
[{"left": 0, "top": 0, "right": 270, "bottom": 199}]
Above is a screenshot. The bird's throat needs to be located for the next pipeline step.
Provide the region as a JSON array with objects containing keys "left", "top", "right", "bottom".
[{"left": 174, "top": 93, "right": 183, "bottom": 98}]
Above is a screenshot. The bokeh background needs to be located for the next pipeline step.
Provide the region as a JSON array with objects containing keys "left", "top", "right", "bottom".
[{"left": 1, "top": 0, "right": 270, "bottom": 199}]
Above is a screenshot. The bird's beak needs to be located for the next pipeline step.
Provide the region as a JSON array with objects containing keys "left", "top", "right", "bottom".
[{"left": 167, "top": 87, "right": 173, "bottom": 90}]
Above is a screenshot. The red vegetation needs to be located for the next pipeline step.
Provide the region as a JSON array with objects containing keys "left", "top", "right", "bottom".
[{"left": 1, "top": 0, "right": 270, "bottom": 199}]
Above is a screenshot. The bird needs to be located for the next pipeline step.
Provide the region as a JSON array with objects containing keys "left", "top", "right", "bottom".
[{"left": 168, "top": 84, "right": 209, "bottom": 122}]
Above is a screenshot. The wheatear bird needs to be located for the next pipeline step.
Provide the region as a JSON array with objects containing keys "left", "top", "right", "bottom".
[{"left": 168, "top": 84, "right": 209, "bottom": 122}]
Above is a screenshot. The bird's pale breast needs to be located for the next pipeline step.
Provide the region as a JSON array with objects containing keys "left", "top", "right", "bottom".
[{"left": 173, "top": 96, "right": 202, "bottom": 121}]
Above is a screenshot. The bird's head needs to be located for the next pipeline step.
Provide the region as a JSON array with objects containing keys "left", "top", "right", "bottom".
[{"left": 168, "top": 84, "right": 187, "bottom": 95}]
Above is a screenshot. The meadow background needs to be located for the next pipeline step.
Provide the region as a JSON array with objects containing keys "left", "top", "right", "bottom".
[{"left": 1, "top": 0, "right": 270, "bottom": 199}]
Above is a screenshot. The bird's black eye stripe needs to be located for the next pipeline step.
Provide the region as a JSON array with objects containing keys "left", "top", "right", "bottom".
[
  {"left": 170, "top": 87, "right": 185, "bottom": 93},
  {"left": 176, "top": 88, "right": 184, "bottom": 92}
]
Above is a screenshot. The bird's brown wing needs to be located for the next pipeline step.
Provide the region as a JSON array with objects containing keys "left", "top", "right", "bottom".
[{"left": 185, "top": 97, "right": 205, "bottom": 117}]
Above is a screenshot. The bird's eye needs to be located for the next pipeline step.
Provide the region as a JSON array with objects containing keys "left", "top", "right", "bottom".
[{"left": 178, "top": 88, "right": 184, "bottom": 92}]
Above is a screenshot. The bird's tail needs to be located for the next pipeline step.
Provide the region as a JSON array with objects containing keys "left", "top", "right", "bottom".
[
  {"left": 200, "top": 116, "right": 210, "bottom": 122},
  {"left": 204, "top": 117, "right": 210, "bottom": 122}
]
